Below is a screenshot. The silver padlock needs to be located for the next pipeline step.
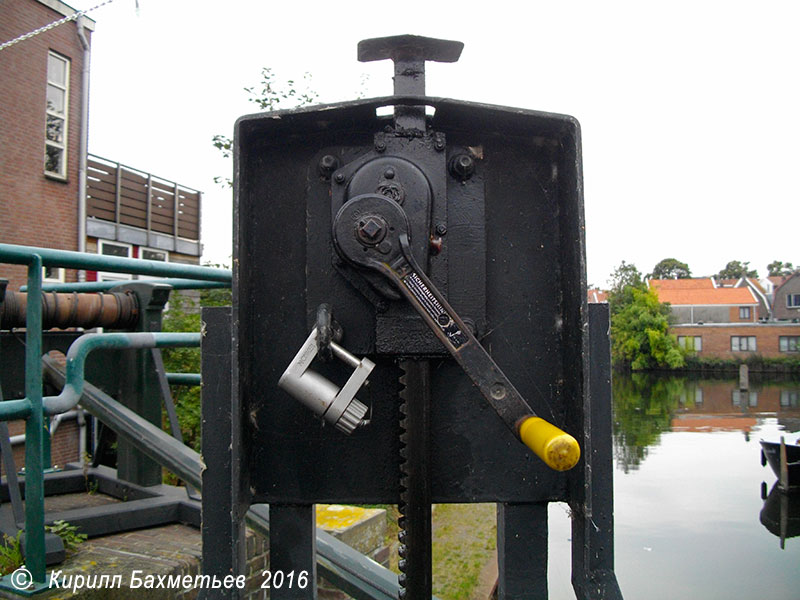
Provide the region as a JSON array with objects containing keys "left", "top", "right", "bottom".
[{"left": 278, "top": 327, "right": 375, "bottom": 434}]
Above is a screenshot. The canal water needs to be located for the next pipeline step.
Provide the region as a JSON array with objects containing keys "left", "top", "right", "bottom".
[{"left": 547, "top": 372, "right": 800, "bottom": 600}]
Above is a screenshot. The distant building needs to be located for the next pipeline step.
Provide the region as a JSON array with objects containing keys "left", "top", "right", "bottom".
[
  {"left": 1, "top": 0, "right": 202, "bottom": 472},
  {"left": 587, "top": 288, "right": 608, "bottom": 304},
  {"left": 1, "top": 0, "right": 202, "bottom": 291},
  {"left": 647, "top": 278, "right": 800, "bottom": 359},
  {"left": 772, "top": 273, "right": 800, "bottom": 322},
  {"left": 649, "top": 278, "right": 759, "bottom": 324},
  {"left": 1, "top": 0, "right": 95, "bottom": 288}
]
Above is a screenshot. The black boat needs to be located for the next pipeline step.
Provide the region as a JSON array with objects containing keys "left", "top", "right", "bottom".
[{"left": 760, "top": 438, "right": 800, "bottom": 491}]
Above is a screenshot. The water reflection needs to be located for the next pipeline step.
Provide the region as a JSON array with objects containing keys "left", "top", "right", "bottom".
[
  {"left": 547, "top": 374, "right": 800, "bottom": 599},
  {"left": 760, "top": 483, "right": 800, "bottom": 549},
  {"left": 612, "top": 372, "right": 800, "bottom": 472}
]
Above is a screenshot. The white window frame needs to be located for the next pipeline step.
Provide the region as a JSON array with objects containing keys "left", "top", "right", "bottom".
[
  {"left": 139, "top": 247, "right": 169, "bottom": 263},
  {"left": 678, "top": 336, "right": 702, "bottom": 352},
  {"left": 779, "top": 336, "right": 799, "bottom": 353},
  {"left": 731, "top": 336, "right": 757, "bottom": 352},
  {"left": 137, "top": 247, "right": 169, "bottom": 282},
  {"left": 780, "top": 390, "right": 799, "bottom": 407},
  {"left": 97, "top": 240, "right": 133, "bottom": 282},
  {"left": 45, "top": 51, "right": 70, "bottom": 179},
  {"left": 42, "top": 266, "right": 66, "bottom": 283},
  {"left": 732, "top": 390, "right": 758, "bottom": 407}
]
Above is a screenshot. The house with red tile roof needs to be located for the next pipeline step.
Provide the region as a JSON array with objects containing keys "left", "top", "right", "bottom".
[
  {"left": 587, "top": 288, "right": 608, "bottom": 304},
  {"left": 649, "top": 278, "right": 800, "bottom": 359},
  {"left": 649, "top": 279, "right": 759, "bottom": 324}
]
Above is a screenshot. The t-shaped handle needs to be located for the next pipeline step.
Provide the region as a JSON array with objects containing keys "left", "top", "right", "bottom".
[{"left": 358, "top": 35, "right": 464, "bottom": 96}]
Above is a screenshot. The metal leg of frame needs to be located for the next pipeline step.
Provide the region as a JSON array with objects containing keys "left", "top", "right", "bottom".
[
  {"left": 200, "top": 307, "right": 244, "bottom": 600},
  {"left": 497, "top": 502, "right": 549, "bottom": 600},
  {"left": 269, "top": 504, "right": 317, "bottom": 599},
  {"left": 571, "top": 303, "right": 623, "bottom": 599}
]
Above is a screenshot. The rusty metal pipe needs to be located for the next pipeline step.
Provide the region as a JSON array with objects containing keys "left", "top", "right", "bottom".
[{"left": 0, "top": 290, "right": 139, "bottom": 330}]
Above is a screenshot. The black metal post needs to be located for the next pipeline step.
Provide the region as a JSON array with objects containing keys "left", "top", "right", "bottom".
[
  {"left": 115, "top": 282, "right": 171, "bottom": 486},
  {"left": 269, "top": 504, "right": 317, "bottom": 599},
  {"left": 200, "top": 307, "right": 244, "bottom": 600},
  {"left": 497, "top": 502, "right": 549, "bottom": 599},
  {"left": 571, "top": 303, "right": 623, "bottom": 599}
]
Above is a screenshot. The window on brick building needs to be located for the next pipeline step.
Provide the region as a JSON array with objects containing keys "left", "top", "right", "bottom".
[
  {"left": 732, "top": 390, "right": 758, "bottom": 407},
  {"left": 138, "top": 248, "right": 169, "bottom": 283},
  {"left": 141, "top": 248, "right": 168, "bottom": 262},
  {"left": 781, "top": 390, "right": 799, "bottom": 407},
  {"left": 45, "top": 51, "right": 70, "bottom": 179},
  {"left": 98, "top": 240, "right": 132, "bottom": 281},
  {"left": 779, "top": 336, "right": 799, "bottom": 353},
  {"left": 678, "top": 336, "right": 702, "bottom": 352},
  {"left": 42, "top": 266, "right": 65, "bottom": 283},
  {"left": 739, "top": 307, "right": 751, "bottom": 319},
  {"left": 731, "top": 336, "right": 756, "bottom": 352}
]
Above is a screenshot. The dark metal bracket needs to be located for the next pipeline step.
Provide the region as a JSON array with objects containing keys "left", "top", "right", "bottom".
[{"left": 358, "top": 34, "right": 464, "bottom": 132}]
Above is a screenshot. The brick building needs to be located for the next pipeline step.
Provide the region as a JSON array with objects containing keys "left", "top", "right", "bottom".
[
  {"left": 1, "top": 0, "right": 202, "bottom": 292},
  {"left": 0, "top": 0, "right": 95, "bottom": 288},
  {"left": 671, "top": 322, "right": 800, "bottom": 360},
  {"left": 646, "top": 278, "right": 800, "bottom": 360},
  {"left": 649, "top": 278, "right": 760, "bottom": 324},
  {"left": 1, "top": 0, "right": 202, "bottom": 471}
]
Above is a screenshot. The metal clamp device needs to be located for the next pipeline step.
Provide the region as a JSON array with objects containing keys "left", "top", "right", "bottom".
[{"left": 278, "top": 325, "right": 375, "bottom": 434}]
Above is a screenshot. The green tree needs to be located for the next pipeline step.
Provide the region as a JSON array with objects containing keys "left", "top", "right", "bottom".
[
  {"left": 160, "top": 286, "right": 231, "bottom": 452},
  {"left": 607, "top": 260, "right": 646, "bottom": 320},
  {"left": 648, "top": 257, "right": 691, "bottom": 279},
  {"left": 212, "top": 68, "right": 320, "bottom": 187},
  {"left": 716, "top": 260, "right": 757, "bottom": 279},
  {"left": 607, "top": 260, "right": 644, "bottom": 294},
  {"left": 610, "top": 287, "right": 685, "bottom": 370},
  {"left": 767, "top": 260, "right": 795, "bottom": 277}
]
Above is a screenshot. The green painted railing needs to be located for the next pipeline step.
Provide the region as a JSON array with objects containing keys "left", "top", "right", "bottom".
[
  {"left": 0, "top": 243, "right": 230, "bottom": 282},
  {"left": 23, "top": 279, "right": 229, "bottom": 293},
  {"left": 0, "top": 243, "right": 229, "bottom": 589}
]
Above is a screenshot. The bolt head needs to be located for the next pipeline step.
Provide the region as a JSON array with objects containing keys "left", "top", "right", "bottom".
[
  {"left": 356, "top": 216, "right": 387, "bottom": 245},
  {"left": 450, "top": 153, "right": 475, "bottom": 180},
  {"left": 318, "top": 154, "right": 338, "bottom": 177}
]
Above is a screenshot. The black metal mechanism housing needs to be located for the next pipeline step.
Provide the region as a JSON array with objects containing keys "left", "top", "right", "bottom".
[{"left": 226, "top": 34, "right": 622, "bottom": 599}]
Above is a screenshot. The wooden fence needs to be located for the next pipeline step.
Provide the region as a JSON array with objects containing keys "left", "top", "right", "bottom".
[{"left": 86, "top": 155, "right": 200, "bottom": 241}]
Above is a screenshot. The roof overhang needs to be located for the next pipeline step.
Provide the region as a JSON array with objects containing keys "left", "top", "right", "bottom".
[{"left": 37, "top": 0, "right": 96, "bottom": 31}]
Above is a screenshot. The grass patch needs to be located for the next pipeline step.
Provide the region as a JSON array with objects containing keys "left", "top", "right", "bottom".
[
  {"left": 366, "top": 502, "right": 497, "bottom": 598},
  {"left": 432, "top": 503, "right": 496, "bottom": 600}
]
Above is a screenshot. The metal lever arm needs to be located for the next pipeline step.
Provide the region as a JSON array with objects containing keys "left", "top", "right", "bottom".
[{"left": 333, "top": 195, "right": 580, "bottom": 471}]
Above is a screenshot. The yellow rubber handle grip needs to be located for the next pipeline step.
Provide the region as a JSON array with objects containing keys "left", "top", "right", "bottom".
[{"left": 518, "top": 416, "right": 580, "bottom": 471}]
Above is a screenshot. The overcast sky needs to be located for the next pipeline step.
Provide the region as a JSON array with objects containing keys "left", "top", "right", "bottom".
[{"left": 66, "top": 0, "right": 799, "bottom": 286}]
